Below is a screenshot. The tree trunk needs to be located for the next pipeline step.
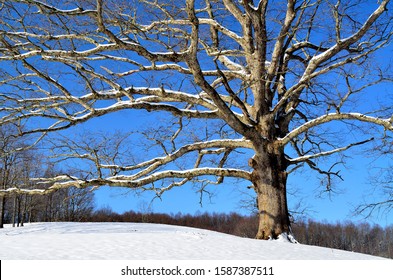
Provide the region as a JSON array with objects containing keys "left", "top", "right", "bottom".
[
  {"left": 249, "top": 145, "right": 291, "bottom": 240},
  {"left": 46, "top": 195, "right": 52, "bottom": 222},
  {"left": 28, "top": 205, "right": 32, "bottom": 223},
  {"left": 0, "top": 196, "right": 5, "bottom": 228},
  {"left": 20, "top": 194, "right": 27, "bottom": 227},
  {"left": 12, "top": 194, "right": 17, "bottom": 227},
  {"left": 17, "top": 194, "right": 22, "bottom": 227}
]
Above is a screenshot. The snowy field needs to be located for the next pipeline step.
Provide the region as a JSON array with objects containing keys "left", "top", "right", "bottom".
[{"left": 0, "top": 222, "right": 386, "bottom": 260}]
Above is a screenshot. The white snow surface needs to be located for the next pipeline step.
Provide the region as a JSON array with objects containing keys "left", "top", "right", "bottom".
[{"left": 0, "top": 222, "right": 385, "bottom": 260}]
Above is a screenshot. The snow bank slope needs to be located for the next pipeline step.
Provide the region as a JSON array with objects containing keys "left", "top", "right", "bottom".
[{"left": 0, "top": 222, "right": 384, "bottom": 260}]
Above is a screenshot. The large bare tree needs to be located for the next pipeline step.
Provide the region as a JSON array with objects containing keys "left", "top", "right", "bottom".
[{"left": 0, "top": 0, "right": 392, "bottom": 240}]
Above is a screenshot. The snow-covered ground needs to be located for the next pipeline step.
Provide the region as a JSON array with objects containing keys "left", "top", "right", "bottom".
[{"left": 0, "top": 222, "right": 386, "bottom": 260}]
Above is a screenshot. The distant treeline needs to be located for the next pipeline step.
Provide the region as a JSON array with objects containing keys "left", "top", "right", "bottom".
[
  {"left": 90, "top": 208, "right": 393, "bottom": 259},
  {"left": 0, "top": 187, "right": 95, "bottom": 227}
]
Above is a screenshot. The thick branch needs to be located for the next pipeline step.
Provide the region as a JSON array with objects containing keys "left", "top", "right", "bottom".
[
  {"left": 0, "top": 167, "right": 251, "bottom": 197},
  {"left": 280, "top": 113, "right": 393, "bottom": 145},
  {"left": 185, "top": 0, "right": 252, "bottom": 137},
  {"left": 289, "top": 137, "right": 374, "bottom": 163}
]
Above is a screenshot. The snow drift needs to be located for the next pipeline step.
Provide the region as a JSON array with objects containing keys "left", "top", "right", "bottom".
[{"left": 0, "top": 222, "right": 385, "bottom": 260}]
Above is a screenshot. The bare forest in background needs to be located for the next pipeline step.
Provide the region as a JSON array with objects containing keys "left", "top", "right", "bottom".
[{"left": 0, "top": 187, "right": 94, "bottom": 226}]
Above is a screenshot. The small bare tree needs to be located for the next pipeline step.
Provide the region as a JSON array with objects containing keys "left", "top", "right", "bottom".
[{"left": 1, "top": 0, "right": 393, "bottom": 240}]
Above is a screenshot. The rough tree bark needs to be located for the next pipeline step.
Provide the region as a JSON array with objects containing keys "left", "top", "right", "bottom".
[{"left": 248, "top": 143, "right": 290, "bottom": 239}]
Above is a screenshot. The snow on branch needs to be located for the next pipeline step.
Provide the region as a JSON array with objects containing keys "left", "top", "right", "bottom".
[
  {"left": 280, "top": 113, "right": 393, "bottom": 146},
  {"left": 0, "top": 167, "right": 251, "bottom": 197},
  {"left": 272, "top": 0, "right": 391, "bottom": 115},
  {"left": 99, "top": 138, "right": 252, "bottom": 178},
  {"left": 288, "top": 138, "right": 375, "bottom": 163}
]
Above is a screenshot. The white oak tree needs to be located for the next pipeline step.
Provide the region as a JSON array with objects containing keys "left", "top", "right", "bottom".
[{"left": 0, "top": 0, "right": 393, "bottom": 239}]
